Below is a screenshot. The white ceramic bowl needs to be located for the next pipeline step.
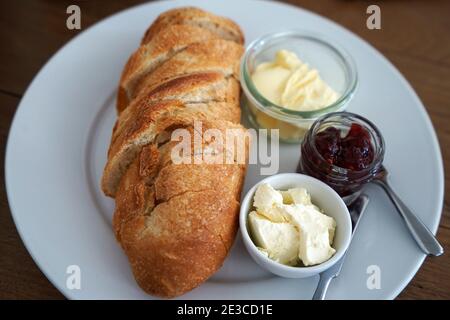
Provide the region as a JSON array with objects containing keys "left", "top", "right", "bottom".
[{"left": 239, "top": 173, "right": 352, "bottom": 278}]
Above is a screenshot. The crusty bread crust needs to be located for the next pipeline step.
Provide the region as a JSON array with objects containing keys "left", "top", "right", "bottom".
[
  {"left": 102, "top": 72, "right": 241, "bottom": 197},
  {"left": 117, "top": 7, "right": 244, "bottom": 113},
  {"left": 141, "top": 7, "right": 244, "bottom": 45},
  {"left": 133, "top": 39, "right": 243, "bottom": 102},
  {"left": 101, "top": 7, "right": 246, "bottom": 298},
  {"left": 117, "top": 24, "right": 218, "bottom": 113},
  {"left": 113, "top": 122, "right": 247, "bottom": 297}
]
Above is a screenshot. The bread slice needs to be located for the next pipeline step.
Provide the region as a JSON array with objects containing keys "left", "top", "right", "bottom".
[
  {"left": 113, "top": 72, "right": 239, "bottom": 143},
  {"left": 113, "top": 121, "right": 247, "bottom": 297},
  {"left": 102, "top": 98, "right": 241, "bottom": 197},
  {"left": 142, "top": 7, "right": 244, "bottom": 45},
  {"left": 105, "top": 72, "right": 241, "bottom": 198},
  {"left": 139, "top": 72, "right": 239, "bottom": 105},
  {"left": 129, "top": 39, "right": 243, "bottom": 110},
  {"left": 117, "top": 24, "right": 219, "bottom": 113}
]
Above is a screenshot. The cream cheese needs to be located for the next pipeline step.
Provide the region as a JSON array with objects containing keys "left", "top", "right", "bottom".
[{"left": 248, "top": 183, "right": 337, "bottom": 266}]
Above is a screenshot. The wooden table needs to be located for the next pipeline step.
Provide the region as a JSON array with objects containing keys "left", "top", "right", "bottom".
[{"left": 0, "top": 0, "right": 448, "bottom": 299}]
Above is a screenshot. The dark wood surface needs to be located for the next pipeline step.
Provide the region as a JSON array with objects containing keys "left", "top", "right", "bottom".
[{"left": 0, "top": 0, "right": 448, "bottom": 299}]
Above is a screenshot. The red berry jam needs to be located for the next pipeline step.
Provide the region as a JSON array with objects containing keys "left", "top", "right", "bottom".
[
  {"left": 315, "top": 124, "right": 374, "bottom": 170},
  {"left": 298, "top": 112, "right": 384, "bottom": 203},
  {"left": 315, "top": 127, "right": 341, "bottom": 165}
]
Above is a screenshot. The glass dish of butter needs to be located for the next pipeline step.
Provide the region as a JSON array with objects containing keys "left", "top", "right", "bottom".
[
  {"left": 241, "top": 30, "right": 357, "bottom": 143},
  {"left": 248, "top": 183, "right": 337, "bottom": 267}
]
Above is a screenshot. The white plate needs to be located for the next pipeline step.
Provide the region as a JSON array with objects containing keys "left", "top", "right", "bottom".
[{"left": 5, "top": 0, "right": 444, "bottom": 299}]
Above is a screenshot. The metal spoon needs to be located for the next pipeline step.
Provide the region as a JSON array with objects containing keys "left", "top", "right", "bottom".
[
  {"left": 313, "top": 195, "right": 370, "bottom": 300},
  {"left": 371, "top": 166, "right": 443, "bottom": 256}
]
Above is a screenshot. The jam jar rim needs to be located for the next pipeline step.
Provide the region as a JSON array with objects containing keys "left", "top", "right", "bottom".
[{"left": 304, "top": 111, "right": 385, "bottom": 179}]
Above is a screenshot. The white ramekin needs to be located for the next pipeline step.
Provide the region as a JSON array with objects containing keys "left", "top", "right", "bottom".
[{"left": 239, "top": 173, "right": 352, "bottom": 278}]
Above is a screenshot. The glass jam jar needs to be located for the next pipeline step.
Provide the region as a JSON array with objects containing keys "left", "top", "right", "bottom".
[
  {"left": 241, "top": 30, "right": 358, "bottom": 143},
  {"left": 298, "top": 112, "right": 385, "bottom": 204}
]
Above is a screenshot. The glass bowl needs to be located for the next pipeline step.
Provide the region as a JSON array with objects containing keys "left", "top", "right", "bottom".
[{"left": 241, "top": 30, "right": 358, "bottom": 143}]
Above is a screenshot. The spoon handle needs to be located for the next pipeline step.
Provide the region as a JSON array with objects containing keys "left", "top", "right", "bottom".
[
  {"left": 312, "top": 195, "right": 370, "bottom": 300},
  {"left": 312, "top": 271, "right": 334, "bottom": 300},
  {"left": 374, "top": 179, "right": 443, "bottom": 256}
]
